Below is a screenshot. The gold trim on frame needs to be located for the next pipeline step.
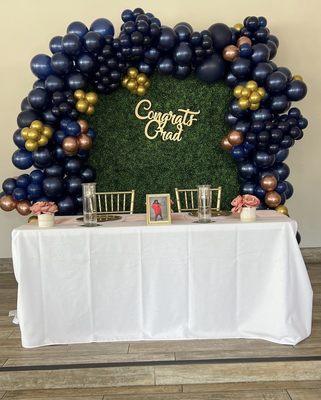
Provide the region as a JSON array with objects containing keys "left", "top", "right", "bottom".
[{"left": 146, "top": 193, "right": 171, "bottom": 225}]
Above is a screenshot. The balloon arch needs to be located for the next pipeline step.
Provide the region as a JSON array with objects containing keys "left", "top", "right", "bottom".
[{"left": 0, "top": 9, "right": 307, "bottom": 217}]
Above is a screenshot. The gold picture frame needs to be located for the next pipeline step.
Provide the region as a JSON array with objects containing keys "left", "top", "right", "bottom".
[{"left": 146, "top": 194, "right": 171, "bottom": 225}]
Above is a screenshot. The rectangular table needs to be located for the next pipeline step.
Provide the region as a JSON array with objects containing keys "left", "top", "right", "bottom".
[{"left": 12, "top": 211, "right": 313, "bottom": 348}]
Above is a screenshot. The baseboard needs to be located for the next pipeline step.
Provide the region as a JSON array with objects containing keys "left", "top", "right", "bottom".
[{"left": 1, "top": 248, "right": 321, "bottom": 273}]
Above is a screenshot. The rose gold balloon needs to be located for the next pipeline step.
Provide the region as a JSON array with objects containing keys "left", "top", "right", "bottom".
[
  {"left": 62, "top": 136, "right": 79, "bottom": 155},
  {"left": 260, "top": 175, "right": 277, "bottom": 192},
  {"left": 220, "top": 136, "right": 233, "bottom": 151},
  {"left": 0, "top": 195, "right": 17, "bottom": 211},
  {"left": 223, "top": 45, "right": 239, "bottom": 62},
  {"left": 265, "top": 191, "right": 281, "bottom": 208},
  {"left": 77, "top": 133, "right": 92, "bottom": 150},
  {"left": 78, "top": 119, "right": 89, "bottom": 134},
  {"left": 237, "top": 36, "right": 252, "bottom": 47},
  {"left": 227, "top": 130, "right": 243, "bottom": 146},
  {"left": 16, "top": 200, "right": 31, "bottom": 216}
]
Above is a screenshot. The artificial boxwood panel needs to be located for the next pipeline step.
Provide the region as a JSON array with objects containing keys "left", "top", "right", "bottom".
[{"left": 88, "top": 73, "right": 239, "bottom": 213}]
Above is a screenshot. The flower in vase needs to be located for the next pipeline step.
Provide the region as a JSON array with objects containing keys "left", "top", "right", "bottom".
[{"left": 30, "top": 201, "right": 58, "bottom": 215}]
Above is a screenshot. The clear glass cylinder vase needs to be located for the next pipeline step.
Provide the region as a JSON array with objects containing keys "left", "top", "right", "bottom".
[
  {"left": 82, "top": 183, "right": 97, "bottom": 226},
  {"left": 198, "top": 185, "right": 212, "bottom": 223}
]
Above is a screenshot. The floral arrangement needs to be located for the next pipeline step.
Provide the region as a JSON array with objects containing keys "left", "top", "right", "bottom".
[
  {"left": 30, "top": 201, "right": 58, "bottom": 215},
  {"left": 231, "top": 195, "right": 260, "bottom": 214}
]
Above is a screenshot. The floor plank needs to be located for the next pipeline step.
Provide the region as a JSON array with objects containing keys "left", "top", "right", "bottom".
[{"left": 287, "top": 388, "right": 321, "bottom": 399}]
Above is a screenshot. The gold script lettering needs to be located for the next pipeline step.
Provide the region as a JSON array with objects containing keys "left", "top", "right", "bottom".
[{"left": 135, "top": 99, "right": 200, "bottom": 142}]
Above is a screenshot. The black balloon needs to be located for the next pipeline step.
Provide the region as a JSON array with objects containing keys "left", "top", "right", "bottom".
[
  {"left": 238, "top": 162, "right": 257, "bottom": 180},
  {"left": 208, "top": 23, "right": 232, "bottom": 50},
  {"left": 158, "top": 27, "right": 177, "bottom": 51},
  {"left": 157, "top": 57, "right": 174, "bottom": 75},
  {"left": 252, "top": 62, "right": 274, "bottom": 84},
  {"left": 266, "top": 71, "right": 287, "bottom": 93},
  {"left": 286, "top": 80, "right": 307, "bottom": 101},
  {"left": 269, "top": 95, "right": 290, "bottom": 113},
  {"left": 254, "top": 151, "right": 276, "bottom": 168},
  {"left": 57, "top": 195, "right": 75, "bottom": 215},
  {"left": 173, "top": 42, "right": 192, "bottom": 66},
  {"left": 230, "top": 57, "right": 251, "bottom": 79},
  {"left": 17, "top": 110, "right": 39, "bottom": 128},
  {"left": 196, "top": 54, "right": 225, "bottom": 83},
  {"left": 80, "top": 166, "right": 96, "bottom": 182},
  {"left": 21, "top": 97, "right": 33, "bottom": 111},
  {"left": 33, "top": 147, "right": 53, "bottom": 169},
  {"left": 65, "top": 158, "right": 82, "bottom": 174},
  {"left": 43, "top": 177, "right": 64, "bottom": 198},
  {"left": 274, "top": 162, "right": 290, "bottom": 181},
  {"left": 65, "top": 175, "right": 82, "bottom": 195},
  {"left": 67, "top": 73, "right": 87, "bottom": 90},
  {"left": 45, "top": 164, "right": 64, "bottom": 177},
  {"left": 251, "top": 43, "right": 270, "bottom": 63}
]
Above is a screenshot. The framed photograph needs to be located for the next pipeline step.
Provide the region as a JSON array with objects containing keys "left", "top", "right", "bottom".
[{"left": 146, "top": 194, "right": 171, "bottom": 225}]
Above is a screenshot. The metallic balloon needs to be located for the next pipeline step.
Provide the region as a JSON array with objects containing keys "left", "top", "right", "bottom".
[
  {"left": 78, "top": 119, "right": 89, "bottom": 134},
  {"left": 237, "top": 36, "right": 252, "bottom": 47},
  {"left": 86, "top": 105, "right": 95, "bottom": 115},
  {"left": 233, "top": 85, "right": 243, "bottom": 98},
  {"left": 275, "top": 205, "right": 289, "bottom": 216},
  {"left": 77, "top": 133, "right": 92, "bottom": 150},
  {"left": 260, "top": 175, "right": 277, "bottom": 191},
  {"left": 30, "top": 120, "right": 44, "bottom": 131},
  {"left": 222, "top": 45, "right": 239, "bottom": 62},
  {"left": 74, "top": 89, "right": 86, "bottom": 100},
  {"left": 227, "top": 130, "right": 243, "bottom": 146},
  {"left": 16, "top": 200, "right": 31, "bottom": 216},
  {"left": 265, "top": 191, "right": 281, "bottom": 208},
  {"left": 86, "top": 92, "right": 98, "bottom": 105},
  {"left": 76, "top": 99, "right": 89, "bottom": 113},
  {"left": 292, "top": 74, "right": 303, "bottom": 81},
  {"left": 62, "top": 136, "right": 79, "bottom": 155},
  {"left": 220, "top": 136, "right": 233, "bottom": 151},
  {"left": 43, "top": 126, "right": 53, "bottom": 139},
  {"left": 0, "top": 195, "right": 17, "bottom": 211},
  {"left": 234, "top": 23, "right": 243, "bottom": 31}
]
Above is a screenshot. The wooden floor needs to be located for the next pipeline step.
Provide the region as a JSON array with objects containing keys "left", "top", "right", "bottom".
[{"left": 0, "top": 265, "right": 320, "bottom": 398}]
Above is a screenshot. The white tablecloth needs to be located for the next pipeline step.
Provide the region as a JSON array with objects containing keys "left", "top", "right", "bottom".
[{"left": 12, "top": 211, "right": 312, "bottom": 348}]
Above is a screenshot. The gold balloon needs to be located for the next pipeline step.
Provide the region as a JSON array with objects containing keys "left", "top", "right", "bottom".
[
  {"left": 76, "top": 99, "right": 89, "bottom": 113},
  {"left": 43, "top": 126, "right": 53, "bottom": 139},
  {"left": 238, "top": 97, "right": 250, "bottom": 110},
  {"left": 221, "top": 136, "right": 233, "bottom": 151},
  {"left": 27, "top": 128, "right": 40, "bottom": 141},
  {"left": 257, "top": 87, "right": 266, "bottom": 98},
  {"left": 233, "top": 85, "right": 243, "bottom": 99},
  {"left": 227, "top": 130, "right": 243, "bottom": 146},
  {"left": 275, "top": 205, "right": 289, "bottom": 216},
  {"left": 30, "top": 120, "right": 44, "bottom": 132},
  {"left": 144, "top": 80, "right": 151, "bottom": 88},
  {"left": 74, "top": 89, "right": 86, "bottom": 100},
  {"left": 28, "top": 215, "right": 38, "bottom": 224},
  {"left": 137, "top": 85, "right": 146, "bottom": 96},
  {"left": 237, "top": 36, "right": 252, "bottom": 47},
  {"left": 62, "top": 136, "right": 79, "bottom": 155},
  {"left": 260, "top": 175, "right": 277, "bottom": 191},
  {"left": 86, "top": 92, "right": 98, "bottom": 105},
  {"left": 241, "top": 87, "right": 251, "bottom": 98},
  {"left": 246, "top": 80, "right": 258, "bottom": 91},
  {"left": 249, "top": 102, "right": 260, "bottom": 111},
  {"left": 249, "top": 91, "right": 261, "bottom": 104},
  {"left": 223, "top": 45, "right": 239, "bottom": 62},
  {"left": 137, "top": 73, "right": 148, "bottom": 85},
  {"left": 122, "top": 77, "right": 129, "bottom": 87},
  {"left": 292, "top": 74, "right": 303, "bottom": 81},
  {"left": 234, "top": 23, "right": 244, "bottom": 31},
  {"left": 128, "top": 67, "right": 138, "bottom": 78},
  {"left": 86, "top": 105, "right": 95, "bottom": 115},
  {"left": 78, "top": 119, "right": 89, "bottom": 134},
  {"left": 127, "top": 79, "right": 137, "bottom": 90},
  {"left": 265, "top": 191, "right": 281, "bottom": 208},
  {"left": 77, "top": 133, "right": 92, "bottom": 150},
  {"left": 37, "top": 135, "right": 48, "bottom": 147},
  {"left": 16, "top": 200, "right": 31, "bottom": 216},
  {"left": 0, "top": 195, "right": 17, "bottom": 211},
  {"left": 25, "top": 139, "right": 38, "bottom": 152},
  {"left": 21, "top": 127, "right": 29, "bottom": 140}
]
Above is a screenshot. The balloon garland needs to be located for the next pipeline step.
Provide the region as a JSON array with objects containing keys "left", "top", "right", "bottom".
[{"left": 0, "top": 10, "right": 307, "bottom": 217}]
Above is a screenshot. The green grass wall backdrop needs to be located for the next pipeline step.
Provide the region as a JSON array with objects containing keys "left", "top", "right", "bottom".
[{"left": 88, "top": 73, "right": 239, "bottom": 213}]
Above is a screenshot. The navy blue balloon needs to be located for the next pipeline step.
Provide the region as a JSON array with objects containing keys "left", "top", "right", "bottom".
[
  {"left": 49, "top": 36, "right": 63, "bottom": 54},
  {"left": 27, "top": 183, "right": 43, "bottom": 200},
  {"left": 62, "top": 33, "right": 82, "bottom": 56},
  {"left": 275, "top": 148, "right": 289, "bottom": 163},
  {"left": 274, "top": 163, "right": 290, "bottom": 181},
  {"left": 298, "top": 117, "right": 308, "bottom": 129},
  {"left": 286, "top": 80, "right": 307, "bottom": 101},
  {"left": 254, "top": 151, "right": 275, "bottom": 168},
  {"left": 252, "top": 62, "right": 274, "bottom": 84},
  {"left": 208, "top": 23, "right": 232, "bottom": 50},
  {"left": 277, "top": 67, "right": 291, "bottom": 81},
  {"left": 51, "top": 52, "right": 72, "bottom": 75},
  {"left": 157, "top": 57, "right": 174, "bottom": 75},
  {"left": 267, "top": 40, "right": 277, "bottom": 59},
  {"left": 54, "top": 146, "right": 66, "bottom": 162},
  {"left": 196, "top": 54, "right": 225, "bottom": 83},
  {"left": 67, "top": 73, "right": 87, "bottom": 90},
  {"left": 66, "top": 121, "right": 81, "bottom": 136},
  {"left": 65, "top": 175, "right": 82, "bottom": 195},
  {"left": 87, "top": 128, "right": 96, "bottom": 140},
  {"left": 241, "top": 182, "right": 256, "bottom": 195},
  {"left": 17, "top": 110, "right": 39, "bottom": 128},
  {"left": 144, "top": 47, "right": 160, "bottom": 63},
  {"left": 138, "top": 61, "right": 153, "bottom": 75},
  {"left": 234, "top": 121, "right": 250, "bottom": 133},
  {"left": 230, "top": 99, "right": 249, "bottom": 119},
  {"left": 30, "top": 169, "right": 44, "bottom": 184},
  {"left": 266, "top": 71, "right": 287, "bottom": 94},
  {"left": 13, "top": 129, "right": 25, "bottom": 149},
  {"left": 284, "top": 181, "right": 294, "bottom": 199},
  {"left": 16, "top": 174, "right": 31, "bottom": 188},
  {"left": 80, "top": 166, "right": 96, "bottom": 182},
  {"left": 77, "top": 53, "right": 96, "bottom": 74},
  {"left": 230, "top": 57, "right": 251, "bottom": 79},
  {"left": 174, "top": 24, "right": 192, "bottom": 42},
  {"left": 121, "top": 9, "right": 135, "bottom": 23},
  {"left": 43, "top": 177, "right": 64, "bottom": 198},
  {"left": 27, "top": 88, "right": 49, "bottom": 110},
  {"left": 252, "top": 108, "right": 272, "bottom": 122},
  {"left": 174, "top": 65, "right": 191, "bottom": 79},
  {"left": 173, "top": 42, "right": 192, "bottom": 66},
  {"left": 84, "top": 31, "right": 104, "bottom": 53},
  {"left": 43, "top": 108, "right": 58, "bottom": 125},
  {"left": 12, "top": 187, "right": 27, "bottom": 201},
  {"left": 251, "top": 43, "right": 270, "bottom": 63},
  {"left": 2, "top": 178, "right": 16, "bottom": 195},
  {"left": 258, "top": 16, "right": 267, "bottom": 27},
  {"left": 32, "top": 147, "right": 52, "bottom": 168},
  {"left": 45, "top": 75, "right": 65, "bottom": 92},
  {"left": 45, "top": 164, "right": 64, "bottom": 177},
  {"left": 275, "top": 181, "right": 287, "bottom": 194},
  {"left": 67, "top": 21, "right": 88, "bottom": 38},
  {"left": 254, "top": 185, "right": 266, "bottom": 199},
  {"left": 238, "top": 162, "right": 257, "bottom": 179},
  {"left": 12, "top": 150, "right": 33, "bottom": 170},
  {"left": 53, "top": 130, "right": 66, "bottom": 144},
  {"left": 33, "top": 79, "right": 46, "bottom": 89},
  {"left": 65, "top": 158, "right": 82, "bottom": 174},
  {"left": 225, "top": 72, "right": 238, "bottom": 87},
  {"left": 30, "top": 54, "right": 52, "bottom": 79},
  {"left": 158, "top": 27, "right": 177, "bottom": 51},
  {"left": 21, "top": 97, "right": 33, "bottom": 111},
  {"left": 231, "top": 145, "right": 246, "bottom": 161},
  {"left": 269, "top": 95, "right": 290, "bottom": 113},
  {"left": 239, "top": 43, "right": 252, "bottom": 58},
  {"left": 90, "top": 18, "right": 114, "bottom": 38},
  {"left": 57, "top": 195, "right": 75, "bottom": 215}
]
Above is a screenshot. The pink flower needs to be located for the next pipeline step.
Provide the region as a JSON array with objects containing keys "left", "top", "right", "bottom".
[
  {"left": 243, "top": 194, "right": 260, "bottom": 208},
  {"left": 30, "top": 201, "right": 58, "bottom": 215},
  {"left": 231, "top": 195, "right": 243, "bottom": 214}
]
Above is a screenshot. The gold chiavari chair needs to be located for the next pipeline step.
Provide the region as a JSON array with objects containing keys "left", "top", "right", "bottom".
[
  {"left": 175, "top": 186, "right": 222, "bottom": 213},
  {"left": 96, "top": 190, "right": 135, "bottom": 214}
]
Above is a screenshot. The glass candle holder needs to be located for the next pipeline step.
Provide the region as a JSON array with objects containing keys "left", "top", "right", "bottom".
[
  {"left": 82, "top": 183, "right": 97, "bottom": 226},
  {"left": 198, "top": 185, "right": 212, "bottom": 223}
]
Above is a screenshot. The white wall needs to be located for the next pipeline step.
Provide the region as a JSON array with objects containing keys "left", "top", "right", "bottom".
[{"left": 1, "top": 0, "right": 320, "bottom": 257}]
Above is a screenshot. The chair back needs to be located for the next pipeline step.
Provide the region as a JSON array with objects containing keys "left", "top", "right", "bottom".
[
  {"left": 96, "top": 190, "right": 135, "bottom": 214},
  {"left": 175, "top": 186, "right": 222, "bottom": 213}
]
